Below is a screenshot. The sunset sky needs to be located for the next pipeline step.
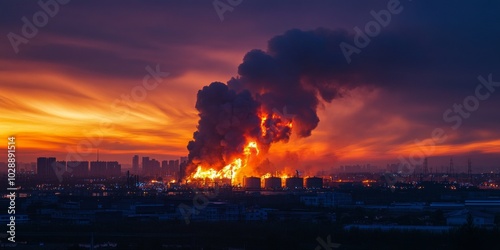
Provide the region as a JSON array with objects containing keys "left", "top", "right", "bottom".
[{"left": 1, "top": 0, "right": 499, "bottom": 172}]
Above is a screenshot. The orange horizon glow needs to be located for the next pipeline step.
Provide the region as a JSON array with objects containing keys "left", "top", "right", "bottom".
[{"left": 2, "top": 51, "right": 500, "bottom": 169}]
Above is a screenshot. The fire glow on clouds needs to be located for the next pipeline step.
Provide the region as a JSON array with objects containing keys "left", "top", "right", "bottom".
[{"left": 0, "top": 1, "right": 499, "bottom": 171}]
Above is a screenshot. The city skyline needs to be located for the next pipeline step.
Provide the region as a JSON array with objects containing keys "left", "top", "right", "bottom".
[
  {"left": 2, "top": 1, "right": 500, "bottom": 248},
  {"left": 1, "top": 1, "right": 500, "bottom": 173},
  {"left": 2, "top": 154, "right": 495, "bottom": 176}
]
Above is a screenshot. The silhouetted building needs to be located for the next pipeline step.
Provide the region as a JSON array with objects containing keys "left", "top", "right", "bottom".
[
  {"left": 179, "top": 161, "right": 187, "bottom": 181},
  {"left": 67, "top": 161, "right": 89, "bottom": 177},
  {"left": 142, "top": 157, "right": 149, "bottom": 175},
  {"left": 168, "top": 160, "right": 174, "bottom": 170},
  {"left": 180, "top": 157, "right": 188, "bottom": 164},
  {"left": 90, "top": 161, "right": 107, "bottom": 177},
  {"left": 132, "top": 155, "right": 139, "bottom": 174},
  {"left": 179, "top": 157, "right": 189, "bottom": 180},
  {"left": 106, "top": 161, "right": 121, "bottom": 177},
  {"left": 89, "top": 161, "right": 121, "bottom": 177},
  {"left": 161, "top": 160, "right": 168, "bottom": 175},
  {"left": 168, "top": 160, "right": 176, "bottom": 174},
  {"left": 150, "top": 159, "right": 161, "bottom": 176},
  {"left": 37, "top": 157, "right": 56, "bottom": 180},
  {"left": 141, "top": 157, "right": 161, "bottom": 176},
  {"left": 54, "top": 160, "right": 66, "bottom": 175}
]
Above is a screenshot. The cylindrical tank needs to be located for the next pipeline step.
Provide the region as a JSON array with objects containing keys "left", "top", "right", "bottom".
[
  {"left": 244, "top": 177, "right": 261, "bottom": 189},
  {"left": 285, "top": 177, "right": 303, "bottom": 189},
  {"left": 305, "top": 177, "right": 323, "bottom": 189},
  {"left": 264, "top": 177, "right": 282, "bottom": 190}
]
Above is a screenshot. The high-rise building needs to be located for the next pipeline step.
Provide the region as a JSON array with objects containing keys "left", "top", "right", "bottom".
[
  {"left": 161, "top": 160, "right": 168, "bottom": 175},
  {"left": 168, "top": 160, "right": 174, "bottom": 167},
  {"left": 150, "top": 159, "right": 161, "bottom": 176},
  {"left": 67, "top": 161, "right": 89, "bottom": 177},
  {"left": 37, "top": 157, "right": 56, "bottom": 179},
  {"left": 140, "top": 157, "right": 161, "bottom": 176},
  {"left": 55, "top": 160, "right": 66, "bottom": 174},
  {"left": 180, "top": 157, "right": 188, "bottom": 164},
  {"left": 132, "top": 155, "right": 139, "bottom": 174},
  {"left": 89, "top": 161, "right": 121, "bottom": 177},
  {"left": 167, "top": 160, "right": 175, "bottom": 175},
  {"left": 90, "top": 161, "right": 107, "bottom": 177},
  {"left": 173, "top": 160, "right": 180, "bottom": 178},
  {"left": 106, "top": 161, "right": 121, "bottom": 177},
  {"left": 142, "top": 157, "right": 150, "bottom": 175},
  {"left": 179, "top": 156, "right": 188, "bottom": 181}
]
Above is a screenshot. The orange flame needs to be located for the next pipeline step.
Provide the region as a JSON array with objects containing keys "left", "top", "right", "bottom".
[
  {"left": 191, "top": 158, "right": 242, "bottom": 180},
  {"left": 280, "top": 174, "right": 290, "bottom": 180},
  {"left": 260, "top": 172, "right": 292, "bottom": 179},
  {"left": 188, "top": 141, "right": 259, "bottom": 185},
  {"left": 188, "top": 109, "right": 293, "bottom": 186},
  {"left": 244, "top": 141, "right": 259, "bottom": 156},
  {"left": 259, "top": 110, "right": 293, "bottom": 141},
  {"left": 261, "top": 173, "right": 272, "bottom": 179},
  {"left": 260, "top": 113, "right": 268, "bottom": 137}
]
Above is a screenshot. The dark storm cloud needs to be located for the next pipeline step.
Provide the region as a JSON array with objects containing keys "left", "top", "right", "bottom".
[{"left": 0, "top": 0, "right": 247, "bottom": 80}]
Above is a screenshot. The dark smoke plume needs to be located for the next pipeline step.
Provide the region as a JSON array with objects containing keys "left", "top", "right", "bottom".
[
  {"left": 187, "top": 82, "right": 260, "bottom": 168},
  {"left": 229, "top": 28, "right": 362, "bottom": 137},
  {"left": 187, "top": 28, "right": 390, "bottom": 172}
]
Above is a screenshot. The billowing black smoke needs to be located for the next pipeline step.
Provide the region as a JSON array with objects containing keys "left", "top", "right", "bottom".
[
  {"left": 187, "top": 28, "right": 370, "bottom": 172},
  {"left": 229, "top": 28, "right": 362, "bottom": 137},
  {"left": 187, "top": 82, "right": 261, "bottom": 169}
]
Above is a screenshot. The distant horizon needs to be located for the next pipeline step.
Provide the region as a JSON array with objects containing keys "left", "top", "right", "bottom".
[
  {"left": 4, "top": 153, "right": 499, "bottom": 174},
  {"left": 1, "top": 2, "right": 500, "bottom": 249},
  {"left": 1, "top": 1, "right": 499, "bottom": 178}
]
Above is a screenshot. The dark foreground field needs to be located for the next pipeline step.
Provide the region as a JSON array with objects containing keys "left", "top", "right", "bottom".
[{"left": 5, "top": 220, "right": 499, "bottom": 250}]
